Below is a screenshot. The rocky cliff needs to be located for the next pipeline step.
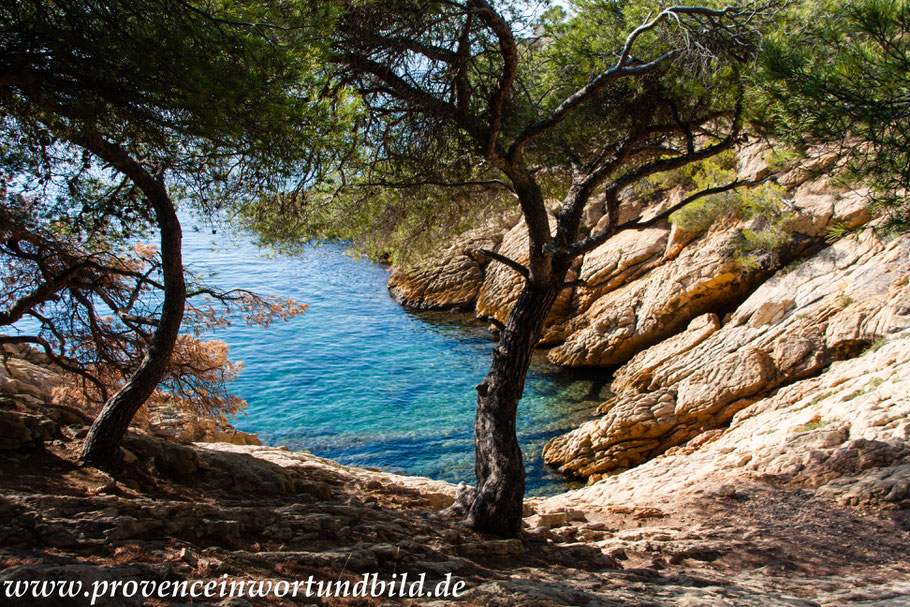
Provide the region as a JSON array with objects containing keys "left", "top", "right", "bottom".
[
  {"left": 378, "top": 142, "right": 910, "bottom": 603},
  {"left": 542, "top": 231, "right": 910, "bottom": 479},
  {"left": 391, "top": 152, "right": 872, "bottom": 353},
  {"left": 386, "top": 143, "right": 905, "bottom": 485}
]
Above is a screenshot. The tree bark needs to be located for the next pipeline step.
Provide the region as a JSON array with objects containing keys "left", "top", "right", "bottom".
[
  {"left": 80, "top": 176, "right": 185, "bottom": 469},
  {"left": 467, "top": 277, "right": 563, "bottom": 537}
]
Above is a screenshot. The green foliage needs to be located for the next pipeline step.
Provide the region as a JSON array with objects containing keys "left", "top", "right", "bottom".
[
  {"left": 1, "top": 0, "right": 346, "bottom": 242},
  {"left": 521, "top": 0, "right": 752, "bottom": 179},
  {"left": 868, "top": 377, "right": 886, "bottom": 388},
  {"left": 244, "top": 177, "right": 515, "bottom": 266},
  {"left": 844, "top": 389, "right": 865, "bottom": 401},
  {"left": 796, "top": 417, "right": 834, "bottom": 432},
  {"left": 669, "top": 151, "right": 788, "bottom": 231},
  {"left": 664, "top": 150, "right": 794, "bottom": 268},
  {"left": 764, "top": 148, "right": 802, "bottom": 173},
  {"left": 825, "top": 220, "right": 856, "bottom": 243},
  {"left": 807, "top": 391, "right": 833, "bottom": 407},
  {"left": 1, "top": 1, "right": 340, "bottom": 425},
  {"left": 757, "top": 0, "right": 910, "bottom": 231},
  {"left": 735, "top": 222, "right": 793, "bottom": 270},
  {"left": 279, "top": 0, "right": 765, "bottom": 262}
]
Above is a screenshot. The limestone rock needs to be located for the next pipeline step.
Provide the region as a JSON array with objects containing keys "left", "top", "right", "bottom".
[
  {"left": 736, "top": 141, "right": 772, "bottom": 181},
  {"left": 675, "top": 347, "right": 778, "bottom": 414},
  {"left": 748, "top": 299, "right": 796, "bottom": 327},
  {"left": 0, "top": 409, "right": 33, "bottom": 449},
  {"left": 541, "top": 325, "right": 910, "bottom": 516},
  {"left": 383, "top": 142, "right": 871, "bottom": 375},
  {"left": 123, "top": 434, "right": 200, "bottom": 478},
  {"left": 475, "top": 220, "right": 533, "bottom": 323},
  {"left": 0, "top": 409, "right": 57, "bottom": 449},
  {"left": 549, "top": 228, "right": 771, "bottom": 367},
  {"left": 197, "top": 442, "right": 457, "bottom": 507},
  {"left": 545, "top": 232, "right": 910, "bottom": 477},
  {"left": 612, "top": 313, "right": 720, "bottom": 392},
  {"left": 2, "top": 337, "right": 909, "bottom": 607},
  {"left": 786, "top": 179, "right": 835, "bottom": 236},
  {"left": 571, "top": 226, "right": 669, "bottom": 316},
  {"left": 387, "top": 222, "right": 508, "bottom": 310},
  {"left": 149, "top": 409, "right": 261, "bottom": 446},
  {"left": 0, "top": 345, "right": 63, "bottom": 404},
  {"left": 474, "top": 217, "right": 574, "bottom": 336},
  {"left": 833, "top": 187, "right": 875, "bottom": 228}
]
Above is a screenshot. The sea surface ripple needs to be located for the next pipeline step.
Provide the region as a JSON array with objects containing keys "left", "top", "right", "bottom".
[{"left": 181, "top": 220, "right": 604, "bottom": 496}]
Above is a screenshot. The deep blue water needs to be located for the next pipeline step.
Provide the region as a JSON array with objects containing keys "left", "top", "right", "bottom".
[{"left": 178, "top": 220, "right": 606, "bottom": 495}]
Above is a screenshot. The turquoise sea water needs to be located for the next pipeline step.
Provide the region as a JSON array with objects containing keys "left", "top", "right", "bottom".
[{"left": 179, "top": 220, "right": 605, "bottom": 496}]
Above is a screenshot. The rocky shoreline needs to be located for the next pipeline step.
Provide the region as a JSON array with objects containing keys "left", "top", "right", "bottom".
[
  {"left": 2, "top": 332, "right": 910, "bottom": 605},
  {"left": 387, "top": 143, "right": 909, "bottom": 489},
  {"left": 2, "top": 142, "right": 909, "bottom": 605}
]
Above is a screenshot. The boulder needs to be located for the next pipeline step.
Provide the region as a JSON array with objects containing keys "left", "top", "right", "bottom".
[
  {"left": 611, "top": 313, "right": 720, "bottom": 392},
  {"left": 0, "top": 409, "right": 32, "bottom": 449},
  {"left": 123, "top": 434, "right": 199, "bottom": 477}
]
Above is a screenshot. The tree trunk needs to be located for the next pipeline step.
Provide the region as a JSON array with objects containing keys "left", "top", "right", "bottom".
[
  {"left": 467, "top": 279, "right": 562, "bottom": 537},
  {"left": 80, "top": 179, "right": 185, "bottom": 469}
]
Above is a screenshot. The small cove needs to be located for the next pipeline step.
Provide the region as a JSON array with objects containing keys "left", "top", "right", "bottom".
[{"left": 181, "top": 220, "right": 608, "bottom": 496}]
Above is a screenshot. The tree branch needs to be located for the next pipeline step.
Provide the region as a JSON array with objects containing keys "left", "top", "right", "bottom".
[
  {"left": 340, "top": 27, "right": 459, "bottom": 63},
  {"left": 453, "top": 11, "right": 474, "bottom": 116},
  {"left": 0, "top": 334, "right": 109, "bottom": 400},
  {"left": 357, "top": 177, "right": 516, "bottom": 194},
  {"left": 571, "top": 172, "right": 766, "bottom": 256},
  {"left": 505, "top": 3, "right": 761, "bottom": 160},
  {"left": 0, "top": 263, "right": 87, "bottom": 326},
  {"left": 469, "top": 0, "right": 518, "bottom": 158},
  {"left": 478, "top": 248, "right": 529, "bottom": 280},
  {"left": 507, "top": 48, "right": 679, "bottom": 160},
  {"left": 333, "top": 51, "right": 458, "bottom": 122}
]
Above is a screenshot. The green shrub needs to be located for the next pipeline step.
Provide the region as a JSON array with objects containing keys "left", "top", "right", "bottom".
[
  {"left": 669, "top": 190, "right": 743, "bottom": 233},
  {"left": 867, "top": 377, "right": 885, "bottom": 389},
  {"left": 668, "top": 151, "right": 792, "bottom": 241},
  {"left": 796, "top": 417, "right": 834, "bottom": 433},
  {"left": 764, "top": 148, "right": 802, "bottom": 173},
  {"left": 806, "top": 391, "right": 832, "bottom": 408}
]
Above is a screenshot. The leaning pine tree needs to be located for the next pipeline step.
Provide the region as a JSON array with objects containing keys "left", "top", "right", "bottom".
[
  {"left": 1, "top": 0, "right": 341, "bottom": 467},
  {"left": 759, "top": 0, "right": 910, "bottom": 231},
  {"left": 246, "top": 0, "right": 776, "bottom": 537}
]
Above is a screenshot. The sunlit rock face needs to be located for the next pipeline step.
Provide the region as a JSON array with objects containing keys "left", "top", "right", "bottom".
[
  {"left": 389, "top": 144, "right": 872, "bottom": 368},
  {"left": 387, "top": 143, "right": 903, "bottom": 482},
  {"left": 387, "top": 222, "right": 508, "bottom": 311},
  {"left": 543, "top": 232, "right": 910, "bottom": 478}
]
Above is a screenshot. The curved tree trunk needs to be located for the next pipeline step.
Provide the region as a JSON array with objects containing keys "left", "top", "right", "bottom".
[
  {"left": 467, "top": 279, "right": 562, "bottom": 537},
  {"left": 462, "top": 159, "right": 575, "bottom": 537},
  {"left": 80, "top": 172, "right": 185, "bottom": 469}
]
